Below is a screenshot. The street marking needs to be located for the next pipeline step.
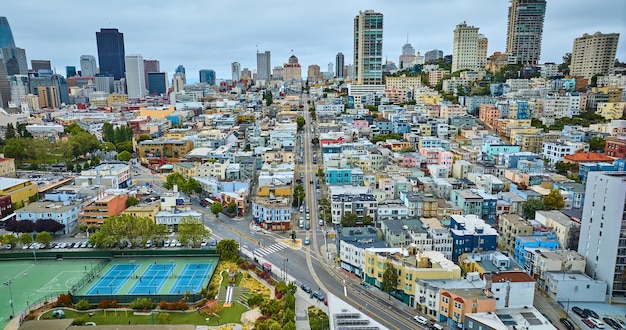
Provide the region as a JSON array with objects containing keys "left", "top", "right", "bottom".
[{"left": 254, "top": 242, "right": 289, "bottom": 257}]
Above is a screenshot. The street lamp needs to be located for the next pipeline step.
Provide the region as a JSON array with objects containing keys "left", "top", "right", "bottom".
[
  {"left": 205, "top": 317, "right": 210, "bottom": 326},
  {"left": 5, "top": 280, "right": 15, "bottom": 319}
]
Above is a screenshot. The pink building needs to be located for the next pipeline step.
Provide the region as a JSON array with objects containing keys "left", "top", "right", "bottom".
[
  {"left": 353, "top": 120, "right": 370, "bottom": 129},
  {"left": 419, "top": 147, "right": 453, "bottom": 168},
  {"left": 400, "top": 156, "right": 419, "bottom": 168}
]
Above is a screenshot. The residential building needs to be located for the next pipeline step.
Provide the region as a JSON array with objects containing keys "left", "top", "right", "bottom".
[
  {"left": 75, "top": 163, "right": 132, "bottom": 189},
  {"left": 598, "top": 102, "right": 626, "bottom": 120},
  {"left": 577, "top": 172, "right": 626, "bottom": 303},
  {"left": 514, "top": 234, "right": 560, "bottom": 268},
  {"left": 123, "top": 201, "right": 161, "bottom": 223},
  {"left": 335, "top": 52, "right": 344, "bottom": 78},
  {"left": 79, "top": 194, "right": 128, "bottom": 227},
  {"left": 0, "top": 177, "right": 38, "bottom": 208},
  {"left": 605, "top": 136, "right": 626, "bottom": 158},
  {"left": 439, "top": 287, "right": 496, "bottom": 326},
  {"left": 252, "top": 184, "right": 292, "bottom": 231},
  {"left": 449, "top": 214, "right": 498, "bottom": 261},
  {"left": 452, "top": 21, "right": 479, "bottom": 73},
  {"left": 0, "top": 158, "right": 15, "bottom": 177},
  {"left": 331, "top": 193, "right": 378, "bottom": 224},
  {"left": 535, "top": 210, "right": 581, "bottom": 249},
  {"left": 523, "top": 249, "right": 586, "bottom": 286},
  {"left": 450, "top": 189, "right": 482, "bottom": 217},
  {"left": 15, "top": 201, "right": 81, "bottom": 234},
  {"left": 570, "top": 32, "right": 620, "bottom": 80},
  {"left": 497, "top": 214, "right": 533, "bottom": 254},
  {"left": 464, "top": 307, "right": 552, "bottom": 330},
  {"left": 506, "top": 0, "right": 546, "bottom": 65},
  {"left": 337, "top": 226, "right": 385, "bottom": 277},
  {"left": 136, "top": 139, "right": 194, "bottom": 165},
  {"left": 354, "top": 10, "right": 384, "bottom": 85},
  {"left": 96, "top": 28, "right": 125, "bottom": 80},
  {"left": 544, "top": 272, "right": 607, "bottom": 303}
]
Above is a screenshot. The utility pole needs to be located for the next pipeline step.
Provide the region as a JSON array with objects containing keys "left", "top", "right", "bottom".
[{"left": 5, "top": 280, "right": 14, "bottom": 319}]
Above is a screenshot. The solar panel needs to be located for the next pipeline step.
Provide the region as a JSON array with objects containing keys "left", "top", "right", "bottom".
[
  {"left": 498, "top": 313, "right": 513, "bottom": 319},
  {"left": 502, "top": 320, "right": 517, "bottom": 326},
  {"left": 527, "top": 318, "right": 543, "bottom": 326}
]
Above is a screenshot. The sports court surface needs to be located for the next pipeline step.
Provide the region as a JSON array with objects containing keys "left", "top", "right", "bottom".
[
  {"left": 79, "top": 256, "right": 218, "bottom": 296},
  {"left": 0, "top": 259, "right": 93, "bottom": 329}
]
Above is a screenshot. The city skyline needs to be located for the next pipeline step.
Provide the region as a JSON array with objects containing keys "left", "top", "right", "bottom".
[{"left": 2, "top": 0, "right": 625, "bottom": 81}]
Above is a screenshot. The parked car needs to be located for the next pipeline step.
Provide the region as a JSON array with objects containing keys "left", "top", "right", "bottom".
[
  {"left": 318, "top": 219, "right": 324, "bottom": 226},
  {"left": 312, "top": 291, "right": 325, "bottom": 301},
  {"left": 572, "top": 306, "right": 585, "bottom": 318},
  {"left": 602, "top": 317, "right": 621, "bottom": 329},
  {"left": 584, "top": 309, "right": 600, "bottom": 319},
  {"left": 304, "top": 237, "right": 310, "bottom": 245},
  {"left": 560, "top": 318, "right": 575, "bottom": 330},
  {"left": 414, "top": 315, "right": 429, "bottom": 325},
  {"left": 305, "top": 221, "right": 310, "bottom": 230},
  {"left": 209, "top": 240, "right": 217, "bottom": 249},
  {"left": 581, "top": 318, "right": 596, "bottom": 328},
  {"left": 300, "top": 284, "right": 312, "bottom": 294},
  {"left": 305, "top": 207, "right": 310, "bottom": 213},
  {"left": 587, "top": 318, "right": 606, "bottom": 329}
]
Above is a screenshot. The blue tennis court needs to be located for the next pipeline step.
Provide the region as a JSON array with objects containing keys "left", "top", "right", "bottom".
[
  {"left": 169, "top": 263, "right": 213, "bottom": 294},
  {"left": 86, "top": 264, "right": 138, "bottom": 295},
  {"left": 129, "top": 264, "right": 174, "bottom": 295}
]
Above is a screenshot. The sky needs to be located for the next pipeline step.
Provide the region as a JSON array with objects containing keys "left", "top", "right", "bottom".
[{"left": 3, "top": 0, "right": 625, "bottom": 81}]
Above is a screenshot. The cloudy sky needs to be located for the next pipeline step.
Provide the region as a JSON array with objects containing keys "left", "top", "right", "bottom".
[{"left": 3, "top": 0, "right": 625, "bottom": 81}]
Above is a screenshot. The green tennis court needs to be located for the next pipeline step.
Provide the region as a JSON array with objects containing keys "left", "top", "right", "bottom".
[{"left": 0, "top": 259, "right": 93, "bottom": 329}]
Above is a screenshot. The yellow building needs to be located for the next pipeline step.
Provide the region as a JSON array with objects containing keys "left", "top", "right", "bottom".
[
  {"left": 139, "top": 105, "right": 176, "bottom": 119},
  {"left": 257, "top": 184, "right": 291, "bottom": 197},
  {"left": 136, "top": 139, "right": 194, "bottom": 165},
  {"left": 0, "top": 178, "right": 39, "bottom": 208},
  {"left": 508, "top": 127, "right": 542, "bottom": 144},
  {"left": 172, "top": 162, "right": 199, "bottom": 179},
  {"left": 597, "top": 102, "right": 626, "bottom": 120},
  {"left": 107, "top": 93, "right": 128, "bottom": 106},
  {"left": 364, "top": 249, "right": 461, "bottom": 306},
  {"left": 123, "top": 201, "right": 161, "bottom": 223},
  {"left": 0, "top": 158, "right": 16, "bottom": 177},
  {"left": 497, "top": 214, "right": 533, "bottom": 254},
  {"left": 385, "top": 76, "right": 423, "bottom": 90}
]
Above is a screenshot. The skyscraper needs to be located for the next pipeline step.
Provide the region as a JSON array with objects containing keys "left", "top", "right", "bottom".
[
  {"left": 335, "top": 52, "right": 344, "bottom": 78},
  {"left": 80, "top": 55, "right": 97, "bottom": 77},
  {"left": 66, "top": 66, "right": 76, "bottom": 78},
  {"left": 231, "top": 62, "right": 241, "bottom": 82},
  {"left": 31, "top": 60, "right": 51, "bottom": 72},
  {"left": 424, "top": 49, "right": 443, "bottom": 63},
  {"left": 256, "top": 51, "right": 271, "bottom": 81},
  {"left": 452, "top": 22, "right": 479, "bottom": 73},
  {"left": 0, "top": 62, "right": 10, "bottom": 108},
  {"left": 96, "top": 28, "right": 126, "bottom": 80},
  {"left": 307, "top": 64, "right": 322, "bottom": 82},
  {"left": 9, "top": 75, "right": 28, "bottom": 106},
  {"left": 199, "top": 69, "right": 216, "bottom": 85},
  {"left": 477, "top": 35, "right": 489, "bottom": 68},
  {"left": 147, "top": 72, "right": 168, "bottom": 95},
  {"left": 0, "top": 17, "right": 16, "bottom": 49},
  {"left": 577, "top": 172, "right": 626, "bottom": 303},
  {"left": 175, "top": 65, "right": 186, "bottom": 84},
  {"left": 353, "top": 10, "right": 384, "bottom": 85},
  {"left": 124, "top": 54, "right": 146, "bottom": 99},
  {"left": 94, "top": 73, "right": 114, "bottom": 93},
  {"left": 506, "top": 0, "right": 546, "bottom": 65},
  {"left": 283, "top": 55, "right": 301, "bottom": 81},
  {"left": 570, "top": 32, "right": 620, "bottom": 81},
  {"left": 143, "top": 59, "right": 160, "bottom": 87},
  {"left": 1, "top": 47, "right": 28, "bottom": 75},
  {"left": 399, "top": 40, "right": 416, "bottom": 69}
]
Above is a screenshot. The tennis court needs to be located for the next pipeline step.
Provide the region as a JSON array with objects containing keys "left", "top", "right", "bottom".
[
  {"left": 129, "top": 264, "right": 174, "bottom": 295},
  {"left": 86, "top": 264, "right": 139, "bottom": 295},
  {"left": 169, "top": 263, "right": 213, "bottom": 294}
]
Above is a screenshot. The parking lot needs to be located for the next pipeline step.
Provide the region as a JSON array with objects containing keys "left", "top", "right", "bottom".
[{"left": 563, "top": 301, "right": 626, "bottom": 329}]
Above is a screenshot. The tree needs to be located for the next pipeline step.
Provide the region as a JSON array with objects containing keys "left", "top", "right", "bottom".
[
  {"left": 558, "top": 53, "right": 571, "bottom": 76},
  {"left": 588, "top": 136, "right": 606, "bottom": 151},
  {"left": 34, "top": 219, "right": 65, "bottom": 233},
  {"left": 362, "top": 215, "right": 374, "bottom": 226},
  {"left": 177, "top": 216, "right": 211, "bottom": 246},
  {"left": 292, "top": 185, "right": 305, "bottom": 207},
  {"left": 200, "top": 299, "right": 223, "bottom": 316},
  {"left": 341, "top": 213, "right": 358, "bottom": 227},
  {"left": 226, "top": 201, "right": 238, "bottom": 215},
  {"left": 102, "top": 122, "right": 115, "bottom": 143},
  {"left": 296, "top": 116, "right": 305, "bottom": 129},
  {"left": 117, "top": 150, "right": 132, "bottom": 162},
  {"left": 35, "top": 232, "right": 53, "bottom": 247},
  {"left": 5, "top": 123, "right": 16, "bottom": 140},
  {"left": 75, "top": 299, "right": 90, "bottom": 311},
  {"left": 115, "top": 141, "right": 133, "bottom": 153},
  {"left": 88, "top": 214, "right": 165, "bottom": 248},
  {"left": 18, "top": 233, "right": 32, "bottom": 245},
  {"left": 6, "top": 219, "right": 35, "bottom": 233},
  {"left": 1, "top": 234, "right": 17, "bottom": 246},
  {"left": 316, "top": 168, "right": 324, "bottom": 178},
  {"left": 156, "top": 312, "right": 171, "bottom": 324},
  {"left": 137, "top": 134, "right": 151, "bottom": 142},
  {"left": 210, "top": 202, "right": 223, "bottom": 217},
  {"left": 381, "top": 261, "right": 398, "bottom": 299},
  {"left": 543, "top": 189, "right": 565, "bottom": 211},
  {"left": 554, "top": 161, "right": 577, "bottom": 175},
  {"left": 3, "top": 138, "right": 29, "bottom": 162},
  {"left": 264, "top": 91, "right": 273, "bottom": 106},
  {"left": 126, "top": 196, "right": 139, "bottom": 207},
  {"left": 215, "top": 239, "right": 239, "bottom": 261},
  {"left": 522, "top": 199, "right": 544, "bottom": 219},
  {"left": 64, "top": 123, "right": 85, "bottom": 135}
]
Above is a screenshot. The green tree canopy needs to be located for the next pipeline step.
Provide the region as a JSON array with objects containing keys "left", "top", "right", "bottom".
[
  {"left": 362, "top": 215, "right": 374, "bottom": 226},
  {"left": 18, "top": 233, "right": 32, "bottom": 245},
  {"left": 163, "top": 172, "right": 202, "bottom": 195},
  {"left": 588, "top": 136, "right": 606, "bottom": 151},
  {"left": 210, "top": 202, "right": 223, "bottom": 217},
  {"left": 293, "top": 185, "right": 305, "bottom": 207},
  {"left": 522, "top": 199, "right": 544, "bottom": 219},
  {"left": 296, "top": 116, "right": 305, "bottom": 129},
  {"left": 341, "top": 212, "right": 358, "bottom": 227},
  {"left": 117, "top": 150, "right": 132, "bottom": 162},
  {"left": 554, "top": 161, "right": 577, "bottom": 175},
  {"left": 177, "top": 216, "right": 210, "bottom": 246},
  {"left": 226, "top": 201, "right": 238, "bottom": 214},
  {"left": 215, "top": 239, "right": 239, "bottom": 261},
  {"left": 35, "top": 232, "right": 53, "bottom": 246},
  {"left": 381, "top": 261, "right": 398, "bottom": 295},
  {"left": 88, "top": 214, "right": 167, "bottom": 247},
  {"left": 126, "top": 196, "right": 139, "bottom": 207},
  {"left": 543, "top": 189, "right": 565, "bottom": 211}
]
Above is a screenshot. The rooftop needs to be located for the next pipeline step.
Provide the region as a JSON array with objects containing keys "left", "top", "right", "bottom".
[
  {"left": 563, "top": 152, "right": 614, "bottom": 162},
  {"left": 0, "top": 177, "right": 31, "bottom": 191}
]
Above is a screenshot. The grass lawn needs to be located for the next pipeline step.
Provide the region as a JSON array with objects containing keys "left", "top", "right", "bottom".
[
  {"left": 219, "top": 271, "right": 243, "bottom": 286},
  {"left": 40, "top": 302, "right": 247, "bottom": 326}
]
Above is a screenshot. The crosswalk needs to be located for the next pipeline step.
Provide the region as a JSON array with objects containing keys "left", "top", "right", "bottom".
[{"left": 254, "top": 242, "right": 289, "bottom": 257}]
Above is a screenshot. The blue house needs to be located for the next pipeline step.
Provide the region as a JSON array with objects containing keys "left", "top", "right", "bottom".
[
  {"left": 475, "top": 190, "right": 497, "bottom": 225},
  {"left": 392, "top": 120, "right": 410, "bottom": 134},
  {"left": 325, "top": 167, "right": 352, "bottom": 185},
  {"left": 514, "top": 234, "right": 560, "bottom": 267},
  {"left": 449, "top": 214, "right": 498, "bottom": 261}
]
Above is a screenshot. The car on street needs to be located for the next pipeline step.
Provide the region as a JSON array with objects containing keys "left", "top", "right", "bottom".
[
  {"left": 560, "top": 318, "right": 575, "bottom": 330},
  {"left": 305, "top": 207, "right": 309, "bottom": 213},
  {"left": 318, "top": 219, "right": 324, "bottom": 226},
  {"left": 587, "top": 318, "right": 606, "bottom": 329},
  {"left": 300, "top": 284, "right": 312, "bottom": 294},
  {"left": 304, "top": 237, "right": 310, "bottom": 245},
  {"left": 305, "top": 221, "right": 310, "bottom": 230},
  {"left": 414, "top": 315, "right": 429, "bottom": 325},
  {"left": 572, "top": 306, "right": 585, "bottom": 318}
]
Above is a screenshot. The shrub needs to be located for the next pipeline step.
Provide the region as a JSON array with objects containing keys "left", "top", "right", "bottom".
[
  {"left": 159, "top": 300, "right": 188, "bottom": 310},
  {"left": 55, "top": 294, "right": 72, "bottom": 307},
  {"left": 72, "top": 317, "right": 86, "bottom": 326},
  {"left": 75, "top": 299, "right": 90, "bottom": 310},
  {"left": 159, "top": 300, "right": 168, "bottom": 310},
  {"left": 247, "top": 293, "right": 264, "bottom": 308},
  {"left": 97, "top": 300, "right": 110, "bottom": 309},
  {"left": 156, "top": 312, "right": 171, "bottom": 324},
  {"left": 195, "top": 298, "right": 208, "bottom": 308},
  {"left": 129, "top": 297, "right": 156, "bottom": 310},
  {"left": 110, "top": 300, "right": 118, "bottom": 308}
]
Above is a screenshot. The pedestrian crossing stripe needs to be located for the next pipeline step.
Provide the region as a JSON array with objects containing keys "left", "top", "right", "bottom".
[{"left": 254, "top": 242, "right": 289, "bottom": 257}]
